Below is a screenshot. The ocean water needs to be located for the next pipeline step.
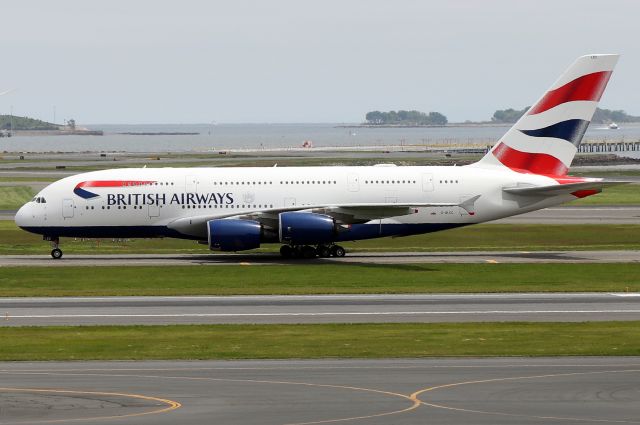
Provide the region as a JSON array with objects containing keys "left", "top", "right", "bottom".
[{"left": 1, "top": 123, "right": 640, "bottom": 153}]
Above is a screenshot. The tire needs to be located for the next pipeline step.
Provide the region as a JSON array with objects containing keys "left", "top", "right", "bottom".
[
  {"left": 317, "top": 245, "right": 332, "bottom": 258},
  {"left": 51, "top": 248, "right": 63, "bottom": 259},
  {"left": 302, "top": 245, "right": 317, "bottom": 259},
  {"left": 331, "top": 245, "right": 346, "bottom": 257},
  {"left": 280, "top": 245, "right": 293, "bottom": 258}
]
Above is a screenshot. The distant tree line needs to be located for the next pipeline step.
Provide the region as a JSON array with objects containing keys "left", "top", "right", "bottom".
[
  {"left": 491, "top": 107, "right": 530, "bottom": 123},
  {"left": 0, "top": 115, "right": 59, "bottom": 130},
  {"left": 365, "top": 110, "right": 448, "bottom": 125},
  {"left": 592, "top": 108, "right": 640, "bottom": 123},
  {"left": 491, "top": 107, "right": 640, "bottom": 124}
]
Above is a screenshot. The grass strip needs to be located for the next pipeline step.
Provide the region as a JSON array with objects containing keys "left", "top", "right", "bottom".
[
  {"left": 571, "top": 183, "right": 640, "bottom": 205},
  {"left": 0, "top": 186, "right": 34, "bottom": 210},
  {"left": 3, "top": 223, "right": 640, "bottom": 255},
  {"left": 0, "top": 322, "right": 638, "bottom": 361},
  {"left": 0, "top": 263, "right": 638, "bottom": 297}
]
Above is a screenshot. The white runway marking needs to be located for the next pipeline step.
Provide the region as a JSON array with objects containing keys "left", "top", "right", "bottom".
[{"left": 7, "top": 310, "right": 640, "bottom": 319}]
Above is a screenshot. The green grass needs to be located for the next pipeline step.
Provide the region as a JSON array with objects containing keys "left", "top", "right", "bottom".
[
  {"left": 570, "top": 183, "right": 640, "bottom": 205},
  {"left": 572, "top": 170, "right": 640, "bottom": 177},
  {"left": 0, "top": 322, "right": 637, "bottom": 360},
  {"left": 0, "top": 263, "right": 638, "bottom": 297},
  {"left": 0, "top": 177, "right": 56, "bottom": 183},
  {"left": 0, "top": 186, "right": 34, "bottom": 209},
  {"left": 3, "top": 222, "right": 640, "bottom": 255}
]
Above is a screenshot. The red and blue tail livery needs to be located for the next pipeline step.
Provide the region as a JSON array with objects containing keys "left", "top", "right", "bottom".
[
  {"left": 478, "top": 54, "right": 619, "bottom": 176},
  {"left": 74, "top": 180, "right": 156, "bottom": 199}
]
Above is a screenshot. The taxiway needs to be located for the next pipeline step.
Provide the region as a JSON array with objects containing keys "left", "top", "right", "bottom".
[
  {"left": 0, "top": 249, "right": 637, "bottom": 267},
  {"left": 0, "top": 357, "right": 638, "bottom": 425},
  {"left": 1, "top": 293, "right": 638, "bottom": 326}
]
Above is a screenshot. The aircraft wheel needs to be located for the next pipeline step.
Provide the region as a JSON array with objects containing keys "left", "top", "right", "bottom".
[
  {"left": 317, "top": 245, "right": 332, "bottom": 258},
  {"left": 51, "top": 248, "right": 63, "bottom": 259},
  {"left": 302, "top": 245, "right": 317, "bottom": 259},
  {"left": 280, "top": 245, "right": 293, "bottom": 258},
  {"left": 331, "top": 245, "right": 346, "bottom": 257}
]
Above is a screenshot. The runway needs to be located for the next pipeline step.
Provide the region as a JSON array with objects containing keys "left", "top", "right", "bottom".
[
  {"left": 0, "top": 249, "right": 638, "bottom": 267},
  {"left": 493, "top": 205, "right": 640, "bottom": 224},
  {"left": 0, "top": 357, "right": 638, "bottom": 425},
  {"left": 1, "top": 293, "right": 639, "bottom": 326}
]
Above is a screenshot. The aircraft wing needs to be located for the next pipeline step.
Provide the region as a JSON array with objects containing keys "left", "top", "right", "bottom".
[
  {"left": 167, "top": 197, "right": 481, "bottom": 238},
  {"left": 502, "top": 180, "right": 630, "bottom": 196}
]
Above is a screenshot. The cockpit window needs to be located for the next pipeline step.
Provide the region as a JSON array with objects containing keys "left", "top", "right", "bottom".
[{"left": 31, "top": 196, "right": 47, "bottom": 204}]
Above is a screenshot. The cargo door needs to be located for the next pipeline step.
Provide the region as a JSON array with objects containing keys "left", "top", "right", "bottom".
[
  {"left": 148, "top": 204, "right": 160, "bottom": 218},
  {"left": 384, "top": 191, "right": 398, "bottom": 204}
]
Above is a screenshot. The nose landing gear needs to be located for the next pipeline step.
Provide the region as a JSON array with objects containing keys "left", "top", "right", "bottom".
[{"left": 45, "top": 236, "right": 63, "bottom": 259}]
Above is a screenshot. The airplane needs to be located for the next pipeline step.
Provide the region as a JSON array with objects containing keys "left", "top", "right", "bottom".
[{"left": 15, "top": 54, "right": 627, "bottom": 259}]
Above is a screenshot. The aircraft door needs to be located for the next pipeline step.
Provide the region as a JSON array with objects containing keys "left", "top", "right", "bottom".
[
  {"left": 284, "top": 197, "right": 296, "bottom": 207},
  {"left": 62, "top": 199, "right": 74, "bottom": 218},
  {"left": 185, "top": 175, "right": 198, "bottom": 193},
  {"left": 348, "top": 174, "right": 360, "bottom": 192},
  {"left": 422, "top": 173, "right": 434, "bottom": 192}
]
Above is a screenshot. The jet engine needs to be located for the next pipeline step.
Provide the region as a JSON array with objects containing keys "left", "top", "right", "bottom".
[
  {"left": 207, "top": 219, "right": 262, "bottom": 251},
  {"left": 279, "top": 212, "right": 337, "bottom": 245}
]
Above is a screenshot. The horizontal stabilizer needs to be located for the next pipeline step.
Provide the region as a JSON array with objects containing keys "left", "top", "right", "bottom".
[{"left": 503, "top": 180, "right": 630, "bottom": 197}]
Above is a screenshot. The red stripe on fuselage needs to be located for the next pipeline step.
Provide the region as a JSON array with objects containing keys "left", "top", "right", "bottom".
[
  {"left": 75, "top": 180, "right": 156, "bottom": 190},
  {"left": 528, "top": 71, "right": 612, "bottom": 115},
  {"left": 492, "top": 143, "right": 569, "bottom": 176}
]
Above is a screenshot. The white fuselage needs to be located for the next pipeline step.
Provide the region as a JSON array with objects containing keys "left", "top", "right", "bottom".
[{"left": 15, "top": 164, "right": 573, "bottom": 243}]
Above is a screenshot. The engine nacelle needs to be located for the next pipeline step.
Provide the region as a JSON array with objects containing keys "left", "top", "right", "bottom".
[
  {"left": 208, "top": 219, "right": 262, "bottom": 251},
  {"left": 279, "top": 212, "right": 337, "bottom": 245}
]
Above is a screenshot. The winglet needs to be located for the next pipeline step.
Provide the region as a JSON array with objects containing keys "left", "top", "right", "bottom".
[{"left": 459, "top": 195, "right": 481, "bottom": 215}]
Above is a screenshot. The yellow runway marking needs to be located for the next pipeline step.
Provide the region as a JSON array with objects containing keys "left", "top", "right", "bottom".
[
  {"left": 5, "top": 368, "right": 639, "bottom": 424},
  {"left": 410, "top": 369, "right": 640, "bottom": 424},
  {"left": 0, "top": 371, "right": 418, "bottom": 425},
  {"left": 485, "top": 259, "right": 499, "bottom": 263},
  {"left": 0, "top": 387, "right": 181, "bottom": 424}
]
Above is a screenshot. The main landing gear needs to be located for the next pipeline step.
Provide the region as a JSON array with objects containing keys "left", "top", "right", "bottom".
[
  {"left": 45, "top": 236, "right": 63, "bottom": 259},
  {"left": 280, "top": 244, "right": 346, "bottom": 259}
]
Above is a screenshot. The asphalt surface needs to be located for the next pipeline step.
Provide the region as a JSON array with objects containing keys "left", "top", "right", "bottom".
[
  {"left": 0, "top": 250, "right": 638, "bottom": 267},
  {"left": 493, "top": 206, "right": 640, "bottom": 224},
  {"left": 0, "top": 357, "right": 638, "bottom": 425},
  {"left": 1, "top": 293, "right": 638, "bottom": 326}
]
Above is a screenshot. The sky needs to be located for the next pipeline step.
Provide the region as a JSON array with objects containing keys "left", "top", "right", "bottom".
[{"left": 1, "top": 0, "right": 639, "bottom": 124}]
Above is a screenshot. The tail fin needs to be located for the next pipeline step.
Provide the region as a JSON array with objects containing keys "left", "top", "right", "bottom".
[{"left": 476, "top": 54, "right": 619, "bottom": 176}]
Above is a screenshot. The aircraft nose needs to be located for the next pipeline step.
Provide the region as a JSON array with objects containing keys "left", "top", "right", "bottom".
[{"left": 14, "top": 203, "right": 31, "bottom": 228}]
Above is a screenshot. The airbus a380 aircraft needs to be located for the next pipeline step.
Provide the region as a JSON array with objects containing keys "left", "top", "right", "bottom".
[{"left": 15, "top": 54, "right": 626, "bottom": 259}]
